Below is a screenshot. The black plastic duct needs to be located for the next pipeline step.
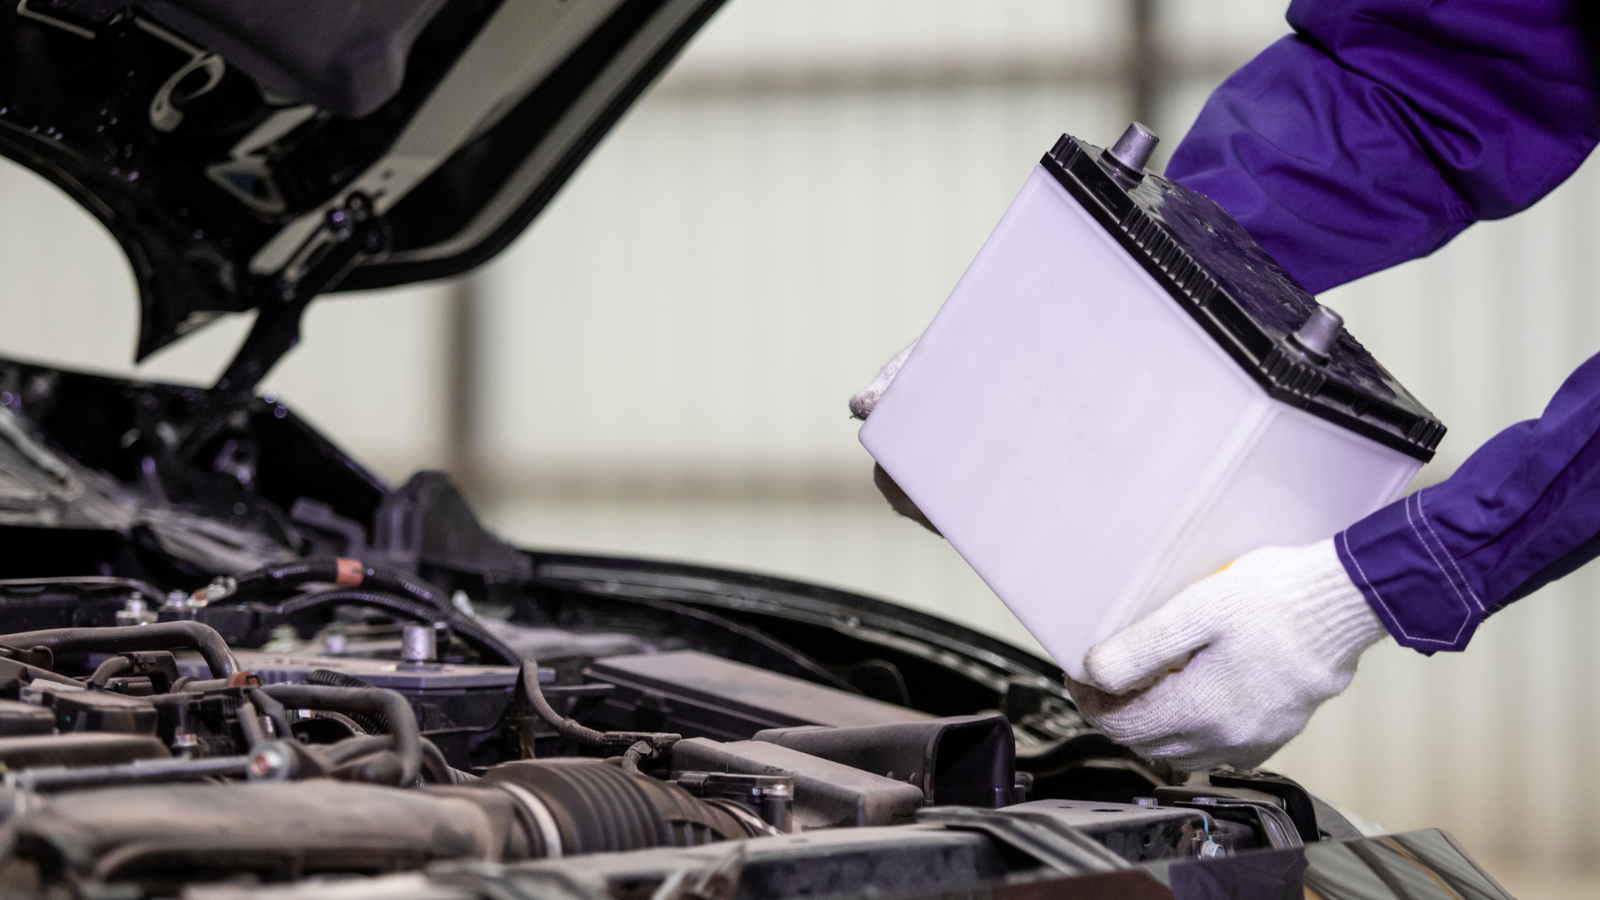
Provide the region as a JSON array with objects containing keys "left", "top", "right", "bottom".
[{"left": 754, "top": 714, "right": 1021, "bottom": 808}]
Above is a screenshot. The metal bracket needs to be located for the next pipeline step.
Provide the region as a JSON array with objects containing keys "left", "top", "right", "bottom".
[
  {"left": 136, "top": 18, "right": 227, "bottom": 132},
  {"left": 211, "top": 193, "right": 389, "bottom": 398},
  {"left": 15, "top": 0, "right": 95, "bottom": 39},
  {"left": 1168, "top": 798, "right": 1304, "bottom": 850}
]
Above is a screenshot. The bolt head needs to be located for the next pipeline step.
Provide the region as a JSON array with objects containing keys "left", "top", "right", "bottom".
[{"left": 248, "top": 742, "right": 293, "bottom": 781}]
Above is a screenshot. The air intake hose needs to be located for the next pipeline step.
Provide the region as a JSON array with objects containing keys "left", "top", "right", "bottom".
[{"left": 481, "top": 759, "right": 763, "bottom": 857}]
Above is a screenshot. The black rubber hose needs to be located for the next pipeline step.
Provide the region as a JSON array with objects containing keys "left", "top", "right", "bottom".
[
  {"left": 246, "top": 687, "right": 294, "bottom": 740},
  {"left": 331, "top": 751, "right": 403, "bottom": 785},
  {"left": 277, "top": 589, "right": 518, "bottom": 665},
  {"left": 259, "top": 683, "right": 421, "bottom": 786},
  {"left": 518, "top": 663, "right": 679, "bottom": 769},
  {"left": 0, "top": 622, "right": 237, "bottom": 678},
  {"left": 419, "top": 737, "right": 479, "bottom": 785},
  {"left": 88, "top": 656, "right": 133, "bottom": 687},
  {"left": 332, "top": 733, "right": 476, "bottom": 785},
  {"left": 229, "top": 558, "right": 453, "bottom": 611},
  {"left": 236, "top": 697, "right": 266, "bottom": 749},
  {"left": 419, "top": 738, "right": 452, "bottom": 784},
  {"left": 521, "top": 662, "right": 604, "bottom": 746},
  {"left": 317, "top": 735, "right": 475, "bottom": 785},
  {"left": 322, "top": 734, "right": 392, "bottom": 765}
]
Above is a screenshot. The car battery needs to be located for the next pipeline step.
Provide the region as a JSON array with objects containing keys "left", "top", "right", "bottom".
[{"left": 859, "top": 125, "right": 1444, "bottom": 681}]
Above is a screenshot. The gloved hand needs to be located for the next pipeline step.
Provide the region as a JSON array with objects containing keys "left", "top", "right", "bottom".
[
  {"left": 1065, "top": 539, "right": 1386, "bottom": 771},
  {"left": 848, "top": 338, "right": 918, "bottom": 420},
  {"left": 850, "top": 339, "right": 940, "bottom": 534}
]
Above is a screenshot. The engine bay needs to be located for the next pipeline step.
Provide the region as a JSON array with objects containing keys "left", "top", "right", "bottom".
[
  {"left": 0, "top": 355, "right": 1510, "bottom": 900},
  {"left": 0, "top": 1, "right": 1523, "bottom": 893}
]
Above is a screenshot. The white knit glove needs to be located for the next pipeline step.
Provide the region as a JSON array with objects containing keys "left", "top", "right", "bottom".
[
  {"left": 1066, "top": 539, "right": 1387, "bottom": 771},
  {"left": 850, "top": 338, "right": 940, "bottom": 534},
  {"left": 849, "top": 338, "right": 919, "bottom": 420}
]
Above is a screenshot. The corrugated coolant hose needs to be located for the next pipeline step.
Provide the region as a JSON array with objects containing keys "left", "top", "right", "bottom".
[{"left": 304, "top": 669, "right": 386, "bottom": 734}]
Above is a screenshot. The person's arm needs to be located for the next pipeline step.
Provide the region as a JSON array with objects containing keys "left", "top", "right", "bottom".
[
  {"left": 1168, "top": 0, "right": 1598, "bottom": 295},
  {"left": 1069, "top": 0, "right": 1600, "bottom": 770},
  {"left": 1164, "top": 0, "right": 1600, "bottom": 652},
  {"left": 1343, "top": 351, "right": 1600, "bottom": 651}
]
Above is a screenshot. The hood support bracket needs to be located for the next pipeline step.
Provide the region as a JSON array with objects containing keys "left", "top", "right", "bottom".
[
  {"left": 172, "top": 195, "right": 388, "bottom": 463},
  {"left": 213, "top": 194, "right": 389, "bottom": 399}
]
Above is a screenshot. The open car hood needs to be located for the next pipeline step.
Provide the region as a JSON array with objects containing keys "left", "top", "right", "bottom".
[{"left": 0, "top": 0, "right": 725, "bottom": 388}]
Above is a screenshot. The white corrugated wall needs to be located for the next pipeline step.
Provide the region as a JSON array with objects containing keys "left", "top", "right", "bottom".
[{"left": 2, "top": 0, "right": 1599, "bottom": 890}]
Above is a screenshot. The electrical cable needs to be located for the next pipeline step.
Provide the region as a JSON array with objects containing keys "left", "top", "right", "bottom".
[
  {"left": 306, "top": 710, "right": 369, "bottom": 736},
  {"left": 214, "top": 557, "right": 453, "bottom": 611},
  {"left": 517, "top": 662, "right": 679, "bottom": 775},
  {"left": 304, "top": 669, "right": 386, "bottom": 733},
  {"left": 619, "top": 740, "right": 656, "bottom": 776},
  {"left": 206, "top": 558, "right": 520, "bottom": 661},
  {"left": 275, "top": 589, "right": 518, "bottom": 665}
]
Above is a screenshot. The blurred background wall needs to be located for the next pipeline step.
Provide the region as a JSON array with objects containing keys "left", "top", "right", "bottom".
[{"left": 2, "top": 0, "right": 1599, "bottom": 893}]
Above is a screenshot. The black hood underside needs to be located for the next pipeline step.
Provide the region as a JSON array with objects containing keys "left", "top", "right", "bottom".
[{"left": 0, "top": 0, "right": 725, "bottom": 388}]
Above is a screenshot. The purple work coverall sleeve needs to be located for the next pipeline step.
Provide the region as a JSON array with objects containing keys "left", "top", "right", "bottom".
[{"left": 1166, "top": 0, "right": 1600, "bottom": 652}]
